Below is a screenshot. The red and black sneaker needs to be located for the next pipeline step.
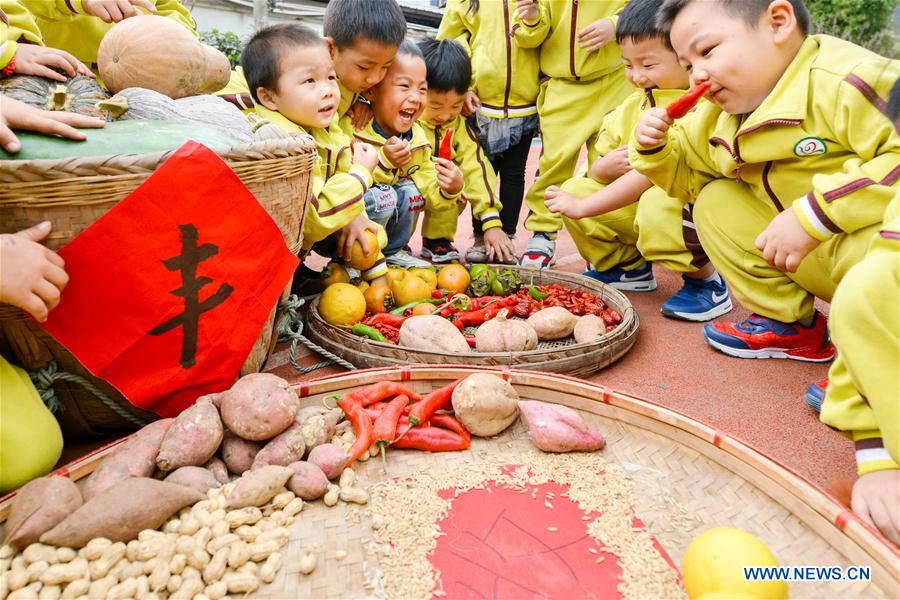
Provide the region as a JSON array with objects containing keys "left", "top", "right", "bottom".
[
  {"left": 420, "top": 238, "right": 461, "bottom": 263},
  {"left": 702, "top": 311, "right": 835, "bottom": 362},
  {"left": 804, "top": 378, "right": 828, "bottom": 412}
]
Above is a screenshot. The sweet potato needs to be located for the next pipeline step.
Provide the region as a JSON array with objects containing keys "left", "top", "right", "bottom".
[
  {"left": 306, "top": 444, "right": 350, "bottom": 480},
  {"left": 4, "top": 476, "right": 82, "bottom": 550},
  {"left": 157, "top": 401, "right": 223, "bottom": 472},
  {"left": 286, "top": 462, "right": 330, "bottom": 500},
  {"left": 204, "top": 457, "right": 230, "bottom": 484},
  {"left": 573, "top": 314, "right": 606, "bottom": 344},
  {"left": 220, "top": 431, "right": 262, "bottom": 475},
  {"left": 196, "top": 392, "right": 222, "bottom": 409},
  {"left": 399, "top": 315, "right": 471, "bottom": 353},
  {"left": 225, "top": 466, "right": 293, "bottom": 509},
  {"left": 82, "top": 418, "right": 174, "bottom": 501},
  {"left": 220, "top": 373, "right": 299, "bottom": 441},
  {"left": 297, "top": 407, "right": 343, "bottom": 454},
  {"left": 164, "top": 466, "right": 221, "bottom": 494},
  {"left": 40, "top": 478, "right": 203, "bottom": 547},
  {"left": 518, "top": 400, "right": 606, "bottom": 453},
  {"left": 526, "top": 307, "right": 578, "bottom": 340},
  {"left": 251, "top": 422, "right": 306, "bottom": 469},
  {"left": 451, "top": 373, "right": 519, "bottom": 436}
]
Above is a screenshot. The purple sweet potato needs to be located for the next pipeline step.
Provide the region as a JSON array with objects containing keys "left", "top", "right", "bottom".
[
  {"left": 518, "top": 400, "right": 606, "bottom": 453},
  {"left": 4, "top": 476, "right": 83, "bottom": 550},
  {"left": 157, "top": 401, "right": 224, "bottom": 472},
  {"left": 164, "top": 466, "right": 221, "bottom": 494},
  {"left": 204, "top": 457, "right": 230, "bottom": 484},
  {"left": 40, "top": 478, "right": 203, "bottom": 547},
  {"left": 220, "top": 373, "right": 299, "bottom": 441},
  {"left": 196, "top": 392, "right": 222, "bottom": 409},
  {"left": 220, "top": 431, "right": 262, "bottom": 475},
  {"left": 298, "top": 407, "right": 343, "bottom": 455},
  {"left": 225, "top": 465, "right": 293, "bottom": 509},
  {"left": 286, "top": 462, "right": 330, "bottom": 500},
  {"left": 82, "top": 418, "right": 174, "bottom": 501},
  {"left": 251, "top": 422, "right": 306, "bottom": 470},
  {"left": 306, "top": 444, "right": 350, "bottom": 480}
]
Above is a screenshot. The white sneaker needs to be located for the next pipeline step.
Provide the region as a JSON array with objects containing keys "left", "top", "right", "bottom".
[
  {"left": 518, "top": 233, "right": 556, "bottom": 268},
  {"left": 386, "top": 250, "right": 433, "bottom": 269}
]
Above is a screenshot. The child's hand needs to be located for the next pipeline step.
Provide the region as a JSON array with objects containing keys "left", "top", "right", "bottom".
[
  {"left": 852, "top": 469, "right": 900, "bottom": 546},
  {"left": 590, "top": 146, "right": 632, "bottom": 183},
  {"left": 634, "top": 107, "right": 673, "bottom": 149},
  {"left": 515, "top": 0, "right": 539, "bottom": 21},
  {"left": 13, "top": 44, "right": 93, "bottom": 81},
  {"left": 435, "top": 157, "right": 463, "bottom": 195},
  {"left": 1, "top": 96, "right": 105, "bottom": 153},
  {"left": 352, "top": 140, "right": 378, "bottom": 173},
  {"left": 348, "top": 100, "right": 373, "bottom": 131},
  {"left": 0, "top": 222, "right": 69, "bottom": 322},
  {"left": 544, "top": 185, "right": 584, "bottom": 219},
  {"left": 484, "top": 227, "right": 516, "bottom": 264},
  {"left": 577, "top": 18, "right": 615, "bottom": 52},
  {"left": 82, "top": 0, "right": 156, "bottom": 22},
  {"left": 754, "top": 209, "right": 820, "bottom": 273},
  {"left": 462, "top": 91, "right": 481, "bottom": 117},
  {"left": 383, "top": 137, "right": 412, "bottom": 168},
  {"left": 337, "top": 213, "right": 379, "bottom": 262}
]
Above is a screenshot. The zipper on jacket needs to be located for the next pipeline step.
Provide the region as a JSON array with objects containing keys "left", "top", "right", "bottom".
[
  {"left": 569, "top": 0, "right": 579, "bottom": 79},
  {"left": 731, "top": 118, "right": 801, "bottom": 184},
  {"left": 502, "top": 1, "right": 512, "bottom": 116},
  {"left": 709, "top": 137, "right": 743, "bottom": 181}
]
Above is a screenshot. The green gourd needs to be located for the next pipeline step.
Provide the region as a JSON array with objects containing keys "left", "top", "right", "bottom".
[
  {"left": 0, "top": 120, "right": 239, "bottom": 161},
  {"left": 0, "top": 74, "right": 110, "bottom": 119}
]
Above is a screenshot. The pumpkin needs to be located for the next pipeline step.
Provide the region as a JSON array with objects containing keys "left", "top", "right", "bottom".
[
  {"left": 97, "top": 87, "right": 254, "bottom": 144},
  {"left": 0, "top": 74, "right": 110, "bottom": 118},
  {"left": 97, "top": 15, "right": 230, "bottom": 99}
]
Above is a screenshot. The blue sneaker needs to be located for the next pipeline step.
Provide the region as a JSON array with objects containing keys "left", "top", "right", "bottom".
[
  {"left": 804, "top": 378, "right": 828, "bottom": 412},
  {"left": 583, "top": 261, "right": 657, "bottom": 291},
  {"left": 660, "top": 275, "right": 733, "bottom": 322}
]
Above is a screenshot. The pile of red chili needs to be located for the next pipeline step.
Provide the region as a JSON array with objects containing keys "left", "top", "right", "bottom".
[{"left": 337, "top": 380, "right": 470, "bottom": 468}]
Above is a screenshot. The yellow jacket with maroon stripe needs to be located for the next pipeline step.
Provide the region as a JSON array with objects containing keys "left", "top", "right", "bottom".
[
  {"left": 512, "top": 0, "right": 626, "bottom": 82},
  {"left": 353, "top": 119, "right": 462, "bottom": 213},
  {"left": 0, "top": 1, "right": 44, "bottom": 71},
  {"left": 630, "top": 36, "right": 900, "bottom": 240},
  {"left": 24, "top": 0, "right": 196, "bottom": 67},
  {"left": 437, "top": 0, "right": 540, "bottom": 118},
  {"left": 419, "top": 114, "right": 501, "bottom": 230}
]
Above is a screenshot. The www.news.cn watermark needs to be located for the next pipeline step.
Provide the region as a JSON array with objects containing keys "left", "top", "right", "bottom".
[{"left": 744, "top": 566, "right": 872, "bottom": 582}]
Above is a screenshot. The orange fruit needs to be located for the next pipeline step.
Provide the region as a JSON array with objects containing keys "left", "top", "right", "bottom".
[
  {"left": 391, "top": 274, "right": 432, "bottom": 306},
  {"left": 412, "top": 303, "right": 436, "bottom": 316},
  {"left": 348, "top": 230, "right": 380, "bottom": 270},
  {"left": 409, "top": 267, "right": 438, "bottom": 291},
  {"left": 364, "top": 284, "right": 394, "bottom": 313},
  {"left": 437, "top": 264, "right": 471, "bottom": 293},
  {"left": 318, "top": 283, "right": 366, "bottom": 326}
]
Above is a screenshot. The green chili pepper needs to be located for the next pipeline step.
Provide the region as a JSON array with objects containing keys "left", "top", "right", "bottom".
[
  {"left": 389, "top": 299, "right": 442, "bottom": 314},
  {"left": 469, "top": 267, "right": 495, "bottom": 297},
  {"left": 490, "top": 273, "right": 505, "bottom": 296},
  {"left": 529, "top": 286, "right": 550, "bottom": 300},
  {"left": 340, "top": 324, "right": 388, "bottom": 343},
  {"left": 468, "top": 264, "right": 489, "bottom": 280},
  {"left": 494, "top": 268, "right": 522, "bottom": 295}
]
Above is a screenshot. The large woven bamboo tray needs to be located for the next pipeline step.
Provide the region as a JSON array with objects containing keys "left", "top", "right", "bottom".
[
  {"left": 2, "top": 366, "right": 896, "bottom": 599},
  {"left": 0, "top": 135, "right": 317, "bottom": 438},
  {"left": 303, "top": 266, "right": 640, "bottom": 378}
]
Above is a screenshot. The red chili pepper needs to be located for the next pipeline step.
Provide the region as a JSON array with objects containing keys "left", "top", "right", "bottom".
[
  {"left": 432, "top": 289, "right": 454, "bottom": 299},
  {"left": 464, "top": 335, "right": 476, "bottom": 347},
  {"left": 408, "top": 378, "right": 464, "bottom": 427},
  {"left": 338, "top": 394, "right": 374, "bottom": 469},
  {"left": 344, "top": 381, "right": 422, "bottom": 406},
  {"left": 363, "top": 313, "right": 408, "bottom": 328},
  {"left": 454, "top": 300, "right": 514, "bottom": 327},
  {"left": 373, "top": 395, "right": 409, "bottom": 444},
  {"left": 391, "top": 426, "right": 469, "bottom": 451},
  {"left": 430, "top": 414, "right": 471, "bottom": 445},
  {"left": 667, "top": 82, "right": 711, "bottom": 119},
  {"left": 438, "top": 128, "right": 453, "bottom": 160}
]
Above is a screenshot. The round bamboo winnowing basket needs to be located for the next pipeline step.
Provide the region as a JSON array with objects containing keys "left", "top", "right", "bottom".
[
  {"left": 1, "top": 367, "right": 896, "bottom": 598},
  {"left": 304, "top": 266, "right": 639, "bottom": 377},
  {"left": 0, "top": 135, "right": 316, "bottom": 438}
]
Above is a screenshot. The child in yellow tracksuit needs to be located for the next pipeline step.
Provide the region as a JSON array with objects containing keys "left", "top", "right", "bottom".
[
  {"left": 437, "top": 0, "right": 541, "bottom": 263},
  {"left": 416, "top": 38, "right": 516, "bottom": 265},
  {"left": 0, "top": 2, "right": 92, "bottom": 80},
  {"left": 544, "top": 0, "right": 731, "bottom": 322},
  {"left": 818, "top": 80, "right": 900, "bottom": 546},
  {"left": 218, "top": 0, "right": 405, "bottom": 140},
  {"left": 632, "top": 0, "right": 899, "bottom": 362},
  {"left": 243, "top": 24, "right": 389, "bottom": 284},
  {"left": 353, "top": 41, "right": 464, "bottom": 268},
  {"left": 512, "top": 0, "right": 632, "bottom": 268}
]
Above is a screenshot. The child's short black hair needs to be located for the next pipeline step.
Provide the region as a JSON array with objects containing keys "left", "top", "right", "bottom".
[
  {"left": 418, "top": 38, "right": 471, "bottom": 94},
  {"left": 242, "top": 23, "right": 324, "bottom": 103},
  {"left": 616, "top": 0, "right": 668, "bottom": 47},
  {"left": 323, "top": 0, "right": 407, "bottom": 50},
  {"left": 659, "top": 0, "right": 811, "bottom": 36},
  {"left": 397, "top": 39, "right": 424, "bottom": 61}
]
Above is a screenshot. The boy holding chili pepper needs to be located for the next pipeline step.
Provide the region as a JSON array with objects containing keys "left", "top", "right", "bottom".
[
  {"left": 544, "top": 0, "right": 733, "bottom": 323},
  {"left": 632, "top": 0, "right": 899, "bottom": 361},
  {"left": 353, "top": 41, "right": 465, "bottom": 269},
  {"left": 416, "top": 38, "right": 517, "bottom": 265}
]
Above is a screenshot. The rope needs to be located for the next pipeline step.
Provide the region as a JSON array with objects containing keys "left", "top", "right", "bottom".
[
  {"left": 29, "top": 361, "right": 149, "bottom": 427},
  {"left": 276, "top": 295, "right": 355, "bottom": 373}
]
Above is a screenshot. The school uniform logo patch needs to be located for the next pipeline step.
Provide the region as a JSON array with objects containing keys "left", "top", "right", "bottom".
[{"left": 793, "top": 137, "right": 827, "bottom": 157}]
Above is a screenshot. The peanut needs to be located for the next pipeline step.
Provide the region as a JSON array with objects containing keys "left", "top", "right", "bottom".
[
  {"left": 120, "top": 560, "right": 145, "bottom": 580},
  {"left": 83, "top": 538, "right": 112, "bottom": 563},
  {"left": 135, "top": 575, "right": 149, "bottom": 599},
  {"left": 26, "top": 560, "right": 50, "bottom": 582},
  {"left": 339, "top": 487, "right": 369, "bottom": 505},
  {"left": 225, "top": 507, "right": 262, "bottom": 528},
  {"left": 134, "top": 537, "right": 165, "bottom": 562},
  {"left": 170, "top": 575, "right": 204, "bottom": 600},
  {"left": 323, "top": 485, "right": 340, "bottom": 507},
  {"left": 259, "top": 553, "right": 282, "bottom": 584},
  {"left": 107, "top": 557, "right": 129, "bottom": 580},
  {"left": 88, "top": 575, "right": 117, "bottom": 599},
  {"left": 270, "top": 491, "right": 294, "bottom": 510},
  {"left": 166, "top": 574, "right": 184, "bottom": 594},
  {"left": 60, "top": 579, "right": 90, "bottom": 599},
  {"left": 255, "top": 527, "right": 289, "bottom": 547},
  {"left": 298, "top": 547, "right": 317, "bottom": 575},
  {"left": 248, "top": 540, "right": 280, "bottom": 563},
  {"left": 168, "top": 554, "right": 187, "bottom": 575},
  {"left": 222, "top": 572, "right": 258, "bottom": 594},
  {"left": 24, "top": 543, "right": 58, "bottom": 565},
  {"left": 339, "top": 468, "right": 356, "bottom": 488},
  {"left": 178, "top": 516, "right": 201, "bottom": 536},
  {"left": 162, "top": 519, "right": 181, "bottom": 534},
  {"left": 107, "top": 577, "right": 138, "bottom": 600},
  {"left": 39, "top": 584, "right": 62, "bottom": 600},
  {"left": 226, "top": 542, "right": 250, "bottom": 569},
  {"left": 282, "top": 497, "right": 304, "bottom": 517},
  {"left": 125, "top": 540, "right": 140, "bottom": 562},
  {"left": 138, "top": 529, "right": 165, "bottom": 542},
  {"left": 148, "top": 539, "right": 176, "bottom": 592},
  {"left": 206, "top": 533, "right": 239, "bottom": 555},
  {"left": 257, "top": 519, "right": 277, "bottom": 533},
  {"left": 88, "top": 542, "right": 125, "bottom": 580},
  {"left": 210, "top": 520, "right": 229, "bottom": 539},
  {"left": 55, "top": 548, "right": 77, "bottom": 564},
  {"left": 202, "top": 548, "right": 228, "bottom": 584},
  {"left": 204, "top": 581, "right": 227, "bottom": 600},
  {"left": 8, "top": 581, "right": 41, "bottom": 600},
  {"left": 41, "top": 559, "right": 88, "bottom": 585},
  {"left": 0, "top": 546, "right": 14, "bottom": 560},
  {"left": 234, "top": 525, "right": 260, "bottom": 542},
  {"left": 236, "top": 561, "right": 257, "bottom": 575},
  {"left": 193, "top": 527, "right": 213, "bottom": 548}
]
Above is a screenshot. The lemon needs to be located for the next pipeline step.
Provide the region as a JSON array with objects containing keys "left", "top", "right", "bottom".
[
  {"left": 318, "top": 283, "right": 366, "bottom": 326},
  {"left": 348, "top": 230, "right": 380, "bottom": 270},
  {"left": 683, "top": 528, "right": 788, "bottom": 600}
]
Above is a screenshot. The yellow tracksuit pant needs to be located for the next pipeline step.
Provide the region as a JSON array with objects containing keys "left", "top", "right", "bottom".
[
  {"left": 559, "top": 177, "right": 705, "bottom": 273},
  {"left": 421, "top": 200, "right": 467, "bottom": 241},
  {"left": 692, "top": 179, "right": 878, "bottom": 323},
  {"left": 524, "top": 70, "right": 631, "bottom": 234}
]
